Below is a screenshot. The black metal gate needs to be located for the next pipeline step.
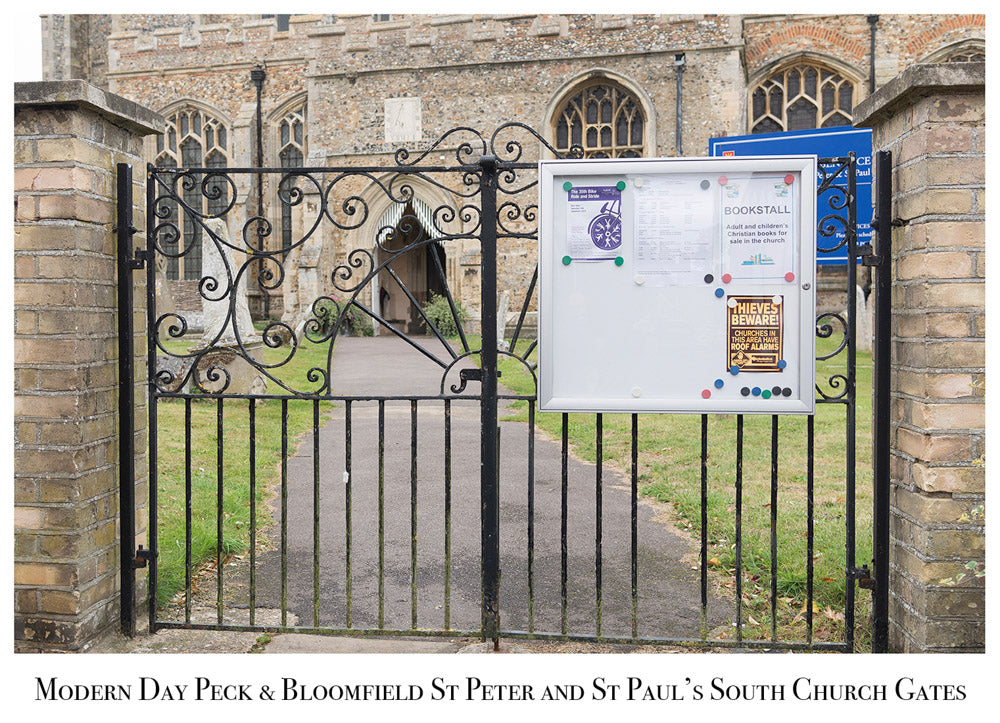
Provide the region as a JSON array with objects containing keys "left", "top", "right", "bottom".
[{"left": 117, "top": 126, "right": 891, "bottom": 651}]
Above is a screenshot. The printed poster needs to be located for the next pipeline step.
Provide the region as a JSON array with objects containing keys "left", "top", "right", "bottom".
[
  {"left": 727, "top": 295, "right": 784, "bottom": 372},
  {"left": 632, "top": 175, "right": 715, "bottom": 285},
  {"left": 565, "top": 185, "right": 623, "bottom": 260},
  {"left": 721, "top": 175, "right": 797, "bottom": 281}
]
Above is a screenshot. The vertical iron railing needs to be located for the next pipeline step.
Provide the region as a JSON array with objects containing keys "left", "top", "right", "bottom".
[
  {"left": 870, "top": 150, "right": 893, "bottom": 652},
  {"left": 479, "top": 155, "right": 501, "bottom": 647},
  {"left": 116, "top": 163, "right": 138, "bottom": 636}
]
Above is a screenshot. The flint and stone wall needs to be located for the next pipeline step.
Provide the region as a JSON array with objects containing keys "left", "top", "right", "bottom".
[
  {"left": 854, "top": 62, "right": 985, "bottom": 652},
  {"left": 14, "top": 81, "right": 162, "bottom": 651}
]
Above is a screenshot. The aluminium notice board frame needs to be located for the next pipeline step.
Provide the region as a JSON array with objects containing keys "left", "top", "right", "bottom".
[{"left": 538, "top": 156, "right": 817, "bottom": 414}]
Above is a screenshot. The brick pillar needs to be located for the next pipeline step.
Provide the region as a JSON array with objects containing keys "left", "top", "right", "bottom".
[
  {"left": 14, "top": 81, "right": 163, "bottom": 652},
  {"left": 854, "top": 63, "right": 984, "bottom": 652}
]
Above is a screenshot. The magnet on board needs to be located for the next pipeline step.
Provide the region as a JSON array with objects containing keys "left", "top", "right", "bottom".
[
  {"left": 752, "top": 387, "right": 761, "bottom": 396},
  {"left": 777, "top": 359, "right": 787, "bottom": 369},
  {"left": 700, "top": 179, "right": 710, "bottom": 190},
  {"left": 615, "top": 256, "right": 624, "bottom": 266},
  {"left": 729, "top": 365, "right": 740, "bottom": 375},
  {"left": 762, "top": 389, "right": 772, "bottom": 399},
  {"left": 563, "top": 181, "right": 573, "bottom": 191},
  {"left": 722, "top": 273, "right": 732, "bottom": 283},
  {"left": 715, "top": 288, "right": 725, "bottom": 298},
  {"left": 718, "top": 175, "right": 728, "bottom": 185},
  {"left": 701, "top": 389, "right": 712, "bottom": 399},
  {"left": 771, "top": 386, "right": 782, "bottom": 396},
  {"left": 784, "top": 174, "right": 795, "bottom": 185},
  {"left": 562, "top": 255, "right": 572, "bottom": 265},
  {"left": 704, "top": 273, "right": 714, "bottom": 283},
  {"left": 785, "top": 272, "right": 796, "bottom": 282},
  {"left": 782, "top": 387, "right": 792, "bottom": 397},
  {"left": 714, "top": 379, "right": 724, "bottom": 389},
  {"left": 741, "top": 387, "right": 751, "bottom": 396},
  {"left": 634, "top": 177, "right": 644, "bottom": 187},
  {"left": 616, "top": 180, "right": 626, "bottom": 191},
  {"left": 634, "top": 275, "right": 645, "bottom": 285},
  {"left": 631, "top": 387, "right": 642, "bottom": 398},
  {"left": 727, "top": 297, "right": 738, "bottom": 308},
  {"left": 772, "top": 295, "right": 782, "bottom": 305}
]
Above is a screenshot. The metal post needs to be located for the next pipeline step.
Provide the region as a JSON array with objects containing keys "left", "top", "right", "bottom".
[
  {"left": 478, "top": 154, "right": 500, "bottom": 648},
  {"left": 251, "top": 64, "right": 268, "bottom": 318},
  {"left": 871, "top": 150, "right": 893, "bottom": 652},
  {"left": 116, "top": 163, "right": 137, "bottom": 636},
  {"left": 674, "top": 53, "right": 686, "bottom": 156}
]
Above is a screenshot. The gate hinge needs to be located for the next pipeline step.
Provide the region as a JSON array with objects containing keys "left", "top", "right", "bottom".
[
  {"left": 849, "top": 565, "right": 874, "bottom": 589},
  {"left": 129, "top": 248, "right": 148, "bottom": 270},
  {"left": 133, "top": 545, "right": 156, "bottom": 569}
]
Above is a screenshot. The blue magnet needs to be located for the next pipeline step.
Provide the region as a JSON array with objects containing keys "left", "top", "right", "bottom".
[
  {"left": 729, "top": 365, "right": 740, "bottom": 375},
  {"left": 777, "top": 359, "right": 787, "bottom": 369},
  {"left": 714, "top": 379, "right": 724, "bottom": 389},
  {"left": 715, "top": 288, "right": 725, "bottom": 298},
  {"left": 752, "top": 387, "right": 761, "bottom": 396}
]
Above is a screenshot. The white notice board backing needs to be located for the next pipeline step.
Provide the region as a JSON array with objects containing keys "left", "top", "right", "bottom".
[{"left": 538, "top": 157, "right": 816, "bottom": 414}]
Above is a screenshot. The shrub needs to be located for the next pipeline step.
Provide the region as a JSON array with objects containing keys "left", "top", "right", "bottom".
[{"left": 422, "top": 293, "right": 468, "bottom": 337}]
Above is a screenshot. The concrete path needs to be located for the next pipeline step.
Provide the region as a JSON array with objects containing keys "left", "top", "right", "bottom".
[{"left": 157, "top": 335, "right": 728, "bottom": 643}]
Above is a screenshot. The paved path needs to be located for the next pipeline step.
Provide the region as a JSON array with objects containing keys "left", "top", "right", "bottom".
[{"left": 165, "top": 335, "right": 727, "bottom": 640}]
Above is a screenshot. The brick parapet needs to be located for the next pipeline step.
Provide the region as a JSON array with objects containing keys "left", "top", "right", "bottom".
[
  {"left": 14, "top": 81, "right": 161, "bottom": 652},
  {"left": 854, "top": 62, "right": 984, "bottom": 653}
]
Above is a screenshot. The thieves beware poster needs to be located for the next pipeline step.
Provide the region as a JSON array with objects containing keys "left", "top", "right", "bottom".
[{"left": 727, "top": 295, "right": 783, "bottom": 372}]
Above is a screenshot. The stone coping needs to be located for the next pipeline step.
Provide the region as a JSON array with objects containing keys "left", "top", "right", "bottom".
[
  {"left": 15, "top": 80, "right": 163, "bottom": 136},
  {"left": 853, "top": 62, "right": 984, "bottom": 129}
]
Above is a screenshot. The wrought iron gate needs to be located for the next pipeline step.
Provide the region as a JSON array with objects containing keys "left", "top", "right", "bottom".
[{"left": 117, "top": 126, "right": 891, "bottom": 651}]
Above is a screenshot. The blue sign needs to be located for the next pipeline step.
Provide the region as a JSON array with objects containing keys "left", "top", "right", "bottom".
[{"left": 709, "top": 127, "right": 872, "bottom": 265}]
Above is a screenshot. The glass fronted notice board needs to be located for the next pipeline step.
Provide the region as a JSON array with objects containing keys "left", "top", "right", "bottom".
[{"left": 538, "top": 157, "right": 817, "bottom": 414}]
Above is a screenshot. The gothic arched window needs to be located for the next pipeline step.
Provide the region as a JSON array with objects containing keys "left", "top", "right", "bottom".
[
  {"left": 552, "top": 81, "right": 646, "bottom": 158},
  {"left": 155, "top": 107, "right": 230, "bottom": 280},
  {"left": 276, "top": 105, "right": 306, "bottom": 258},
  {"left": 750, "top": 61, "right": 855, "bottom": 134}
]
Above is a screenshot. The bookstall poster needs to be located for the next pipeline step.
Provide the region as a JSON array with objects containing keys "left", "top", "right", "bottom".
[{"left": 720, "top": 175, "right": 796, "bottom": 281}]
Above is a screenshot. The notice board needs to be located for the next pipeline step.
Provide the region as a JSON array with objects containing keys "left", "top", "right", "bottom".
[{"left": 538, "top": 157, "right": 816, "bottom": 414}]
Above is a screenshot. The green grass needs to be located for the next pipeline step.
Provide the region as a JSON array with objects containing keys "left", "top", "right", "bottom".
[
  {"left": 492, "top": 333, "right": 873, "bottom": 644},
  {"left": 153, "top": 328, "right": 335, "bottom": 607}
]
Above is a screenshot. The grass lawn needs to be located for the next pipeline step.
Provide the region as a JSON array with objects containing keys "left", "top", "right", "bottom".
[
  {"left": 493, "top": 333, "right": 873, "bottom": 645},
  {"left": 152, "top": 330, "right": 335, "bottom": 607}
]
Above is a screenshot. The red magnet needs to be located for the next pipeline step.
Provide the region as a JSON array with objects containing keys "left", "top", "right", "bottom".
[
  {"left": 701, "top": 389, "right": 712, "bottom": 399},
  {"left": 718, "top": 175, "right": 728, "bottom": 185},
  {"left": 784, "top": 272, "right": 795, "bottom": 282},
  {"left": 722, "top": 273, "right": 732, "bottom": 284},
  {"left": 784, "top": 174, "right": 795, "bottom": 185}
]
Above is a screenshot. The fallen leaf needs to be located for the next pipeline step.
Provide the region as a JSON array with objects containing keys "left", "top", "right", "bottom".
[
  {"left": 708, "top": 557, "right": 722, "bottom": 567},
  {"left": 822, "top": 576, "right": 834, "bottom": 582},
  {"left": 747, "top": 615, "right": 761, "bottom": 626}
]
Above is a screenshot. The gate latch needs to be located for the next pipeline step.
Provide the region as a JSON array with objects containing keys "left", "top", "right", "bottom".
[
  {"left": 849, "top": 564, "right": 874, "bottom": 589},
  {"left": 133, "top": 545, "right": 156, "bottom": 569},
  {"left": 452, "top": 367, "right": 502, "bottom": 394}
]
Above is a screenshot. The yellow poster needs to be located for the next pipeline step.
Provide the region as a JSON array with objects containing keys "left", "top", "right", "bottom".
[{"left": 727, "top": 295, "right": 783, "bottom": 372}]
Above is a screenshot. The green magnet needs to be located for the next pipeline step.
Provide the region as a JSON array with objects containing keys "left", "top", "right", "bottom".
[
  {"left": 616, "top": 180, "right": 626, "bottom": 191},
  {"left": 562, "top": 255, "right": 572, "bottom": 265},
  {"left": 762, "top": 389, "right": 772, "bottom": 399},
  {"left": 563, "top": 181, "right": 573, "bottom": 191},
  {"left": 614, "top": 256, "right": 624, "bottom": 266}
]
